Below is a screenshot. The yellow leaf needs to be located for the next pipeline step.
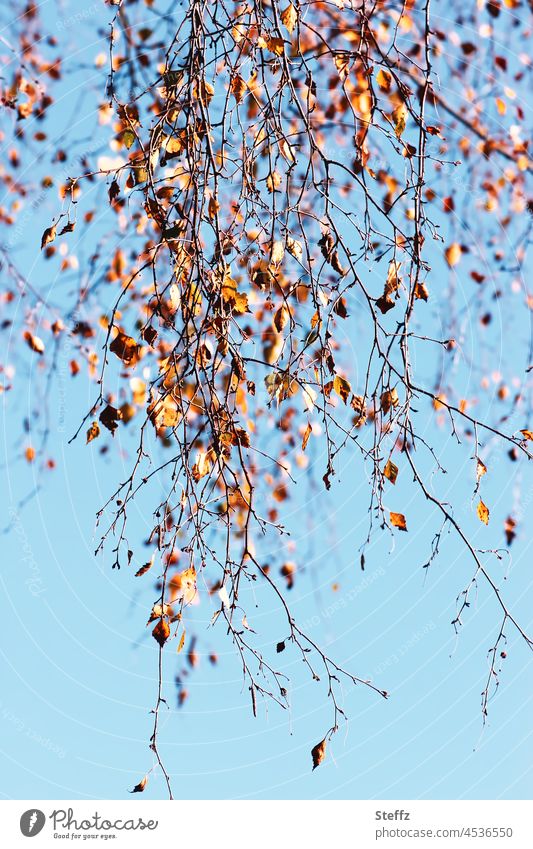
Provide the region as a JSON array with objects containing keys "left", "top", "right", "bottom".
[
  {"left": 376, "top": 68, "right": 392, "bottom": 92},
  {"left": 177, "top": 630, "right": 186, "bottom": 654},
  {"left": 477, "top": 499, "right": 490, "bottom": 525},
  {"left": 520, "top": 429, "right": 533, "bottom": 441},
  {"left": 390, "top": 511, "right": 407, "bottom": 531},
  {"left": 445, "top": 242, "right": 462, "bottom": 267},
  {"left": 392, "top": 103, "right": 407, "bottom": 138},
  {"left": 281, "top": 3, "right": 297, "bottom": 34},
  {"left": 333, "top": 374, "right": 351, "bottom": 404}
]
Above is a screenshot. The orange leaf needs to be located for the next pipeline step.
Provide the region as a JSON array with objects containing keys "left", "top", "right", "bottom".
[
  {"left": 390, "top": 511, "right": 407, "bottom": 531},
  {"left": 152, "top": 618, "right": 170, "bottom": 647},
  {"left": 311, "top": 738, "right": 327, "bottom": 770},
  {"left": 384, "top": 460, "right": 398, "bottom": 484}
]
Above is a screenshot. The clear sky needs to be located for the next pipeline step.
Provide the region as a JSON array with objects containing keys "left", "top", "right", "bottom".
[{"left": 1, "top": 0, "right": 532, "bottom": 801}]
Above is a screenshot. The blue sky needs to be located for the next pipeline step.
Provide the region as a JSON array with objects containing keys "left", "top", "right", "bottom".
[{"left": 1, "top": 0, "right": 532, "bottom": 800}]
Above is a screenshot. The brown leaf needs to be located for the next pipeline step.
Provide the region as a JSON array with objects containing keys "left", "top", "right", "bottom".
[
  {"left": 520, "top": 429, "right": 533, "bottom": 441},
  {"left": 504, "top": 516, "right": 516, "bottom": 545},
  {"left": 302, "top": 421, "right": 312, "bottom": 451},
  {"left": 135, "top": 553, "right": 155, "bottom": 577},
  {"left": 381, "top": 388, "right": 399, "bottom": 415},
  {"left": 477, "top": 499, "right": 490, "bottom": 525},
  {"left": 230, "top": 74, "right": 247, "bottom": 104},
  {"left": 99, "top": 404, "right": 122, "bottom": 435},
  {"left": 23, "top": 331, "right": 45, "bottom": 355},
  {"left": 390, "top": 511, "right": 407, "bottom": 531},
  {"left": 110, "top": 331, "right": 140, "bottom": 366},
  {"left": 152, "top": 617, "right": 170, "bottom": 647},
  {"left": 129, "top": 775, "right": 147, "bottom": 793},
  {"left": 384, "top": 460, "right": 398, "bottom": 484},
  {"left": 40, "top": 224, "right": 56, "bottom": 250},
  {"left": 311, "top": 738, "right": 327, "bottom": 770},
  {"left": 86, "top": 421, "right": 100, "bottom": 444},
  {"left": 177, "top": 630, "right": 186, "bottom": 654},
  {"left": 476, "top": 458, "right": 487, "bottom": 481}
]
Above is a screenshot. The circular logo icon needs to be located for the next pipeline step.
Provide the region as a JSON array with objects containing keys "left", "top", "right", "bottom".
[{"left": 20, "top": 810, "right": 46, "bottom": 837}]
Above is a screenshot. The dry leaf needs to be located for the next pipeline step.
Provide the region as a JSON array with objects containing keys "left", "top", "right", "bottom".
[
  {"left": 445, "top": 242, "right": 462, "bottom": 267},
  {"left": 110, "top": 331, "right": 140, "bottom": 366},
  {"left": 384, "top": 460, "right": 398, "bottom": 484},
  {"left": 86, "top": 421, "right": 100, "bottom": 444},
  {"left": 376, "top": 68, "right": 392, "bottom": 91},
  {"left": 390, "top": 511, "right": 407, "bottom": 531},
  {"left": 302, "top": 421, "right": 312, "bottom": 451},
  {"left": 23, "top": 331, "right": 45, "bottom": 355},
  {"left": 392, "top": 103, "right": 407, "bottom": 138},
  {"left": 152, "top": 618, "right": 170, "bottom": 647},
  {"left": 230, "top": 74, "right": 247, "bottom": 104},
  {"left": 476, "top": 458, "right": 487, "bottom": 481},
  {"left": 333, "top": 374, "right": 351, "bottom": 404},
  {"left": 311, "top": 738, "right": 327, "bottom": 770},
  {"left": 40, "top": 224, "right": 56, "bottom": 250},
  {"left": 129, "top": 775, "right": 147, "bottom": 793},
  {"left": 477, "top": 499, "right": 490, "bottom": 525},
  {"left": 281, "top": 3, "right": 297, "bottom": 34}
]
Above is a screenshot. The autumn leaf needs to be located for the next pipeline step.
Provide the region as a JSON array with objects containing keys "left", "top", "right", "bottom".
[
  {"left": 333, "top": 374, "right": 351, "bottom": 404},
  {"left": 390, "top": 511, "right": 407, "bottom": 531},
  {"left": 477, "top": 499, "right": 490, "bottom": 525},
  {"left": 86, "top": 421, "right": 100, "bottom": 444},
  {"left": 135, "top": 553, "right": 155, "bottom": 577},
  {"left": 23, "top": 331, "right": 45, "bottom": 355},
  {"left": 381, "top": 388, "right": 399, "bottom": 415},
  {"left": 476, "top": 458, "right": 487, "bottom": 481},
  {"left": 392, "top": 103, "right": 407, "bottom": 138},
  {"left": 110, "top": 331, "right": 140, "bottom": 366},
  {"left": 504, "top": 516, "right": 516, "bottom": 545},
  {"left": 99, "top": 404, "right": 122, "bottom": 435},
  {"left": 129, "top": 776, "right": 147, "bottom": 793},
  {"left": 152, "top": 617, "right": 170, "bottom": 647},
  {"left": 302, "top": 421, "right": 312, "bottom": 451},
  {"left": 177, "top": 630, "right": 186, "bottom": 654},
  {"left": 281, "top": 3, "right": 297, "bottom": 34},
  {"left": 376, "top": 68, "right": 392, "bottom": 92},
  {"left": 445, "top": 242, "right": 462, "bottom": 267},
  {"left": 311, "top": 737, "right": 327, "bottom": 770},
  {"left": 520, "top": 429, "right": 533, "bottom": 441},
  {"left": 230, "top": 74, "right": 247, "bottom": 104},
  {"left": 384, "top": 460, "right": 398, "bottom": 484},
  {"left": 40, "top": 224, "right": 56, "bottom": 250}
]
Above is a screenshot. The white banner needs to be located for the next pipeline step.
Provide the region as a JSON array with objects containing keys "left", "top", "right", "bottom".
[{"left": 3, "top": 800, "right": 531, "bottom": 847}]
